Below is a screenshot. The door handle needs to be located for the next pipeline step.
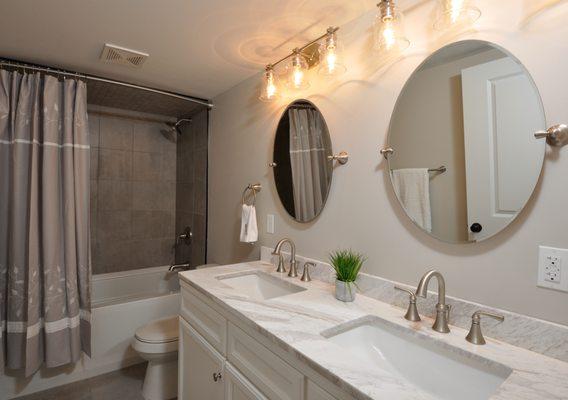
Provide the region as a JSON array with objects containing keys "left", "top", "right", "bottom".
[
  {"left": 213, "top": 372, "right": 222, "bottom": 382},
  {"left": 470, "top": 223, "right": 482, "bottom": 233}
]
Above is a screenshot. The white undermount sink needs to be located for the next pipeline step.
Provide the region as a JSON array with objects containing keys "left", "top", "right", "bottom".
[
  {"left": 217, "top": 271, "right": 306, "bottom": 300},
  {"left": 326, "top": 317, "right": 512, "bottom": 400}
]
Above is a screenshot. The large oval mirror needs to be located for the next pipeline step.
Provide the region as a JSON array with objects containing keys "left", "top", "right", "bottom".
[
  {"left": 386, "top": 40, "right": 545, "bottom": 243},
  {"left": 273, "top": 100, "right": 333, "bottom": 222}
]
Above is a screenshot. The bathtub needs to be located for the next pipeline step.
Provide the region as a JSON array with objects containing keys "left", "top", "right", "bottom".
[{"left": 1, "top": 266, "right": 180, "bottom": 400}]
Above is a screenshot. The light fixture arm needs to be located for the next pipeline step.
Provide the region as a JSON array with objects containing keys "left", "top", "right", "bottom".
[{"left": 266, "top": 26, "right": 340, "bottom": 70}]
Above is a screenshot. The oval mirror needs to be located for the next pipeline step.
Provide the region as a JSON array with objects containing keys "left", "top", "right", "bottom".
[
  {"left": 273, "top": 100, "right": 333, "bottom": 222},
  {"left": 386, "top": 40, "right": 545, "bottom": 243}
]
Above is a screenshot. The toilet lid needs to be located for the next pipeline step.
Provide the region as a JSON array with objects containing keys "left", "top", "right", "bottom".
[{"left": 135, "top": 316, "right": 179, "bottom": 344}]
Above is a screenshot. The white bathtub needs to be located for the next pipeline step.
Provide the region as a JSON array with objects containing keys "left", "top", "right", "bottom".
[{"left": 1, "top": 266, "right": 181, "bottom": 400}]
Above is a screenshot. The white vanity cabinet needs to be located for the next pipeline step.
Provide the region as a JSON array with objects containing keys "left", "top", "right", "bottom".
[{"left": 179, "top": 281, "right": 355, "bottom": 400}]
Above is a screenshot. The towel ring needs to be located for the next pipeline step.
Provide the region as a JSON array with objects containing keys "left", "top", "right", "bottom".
[{"left": 242, "top": 183, "right": 262, "bottom": 206}]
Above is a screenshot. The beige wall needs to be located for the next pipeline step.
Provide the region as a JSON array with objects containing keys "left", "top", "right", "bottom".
[
  {"left": 389, "top": 49, "right": 504, "bottom": 242},
  {"left": 208, "top": 0, "right": 568, "bottom": 325}
]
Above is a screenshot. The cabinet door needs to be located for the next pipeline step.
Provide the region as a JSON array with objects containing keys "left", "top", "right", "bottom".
[
  {"left": 306, "top": 380, "right": 336, "bottom": 400},
  {"left": 225, "top": 363, "right": 268, "bottom": 400},
  {"left": 179, "top": 317, "right": 225, "bottom": 400}
]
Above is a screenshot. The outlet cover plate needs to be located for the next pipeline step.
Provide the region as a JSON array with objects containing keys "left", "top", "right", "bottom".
[{"left": 537, "top": 246, "right": 568, "bottom": 292}]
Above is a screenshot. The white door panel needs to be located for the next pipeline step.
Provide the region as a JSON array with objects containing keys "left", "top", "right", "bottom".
[{"left": 462, "top": 57, "right": 545, "bottom": 241}]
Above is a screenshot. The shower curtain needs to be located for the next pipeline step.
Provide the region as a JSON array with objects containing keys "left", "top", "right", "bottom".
[
  {"left": 0, "top": 69, "right": 91, "bottom": 376},
  {"left": 289, "top": 108, "right": 330, "bottom": 221}
]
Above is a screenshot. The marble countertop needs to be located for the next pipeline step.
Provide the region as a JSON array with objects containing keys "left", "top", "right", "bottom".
[{"left": 180, "top": 261, "right": 568, "bottom": 400}]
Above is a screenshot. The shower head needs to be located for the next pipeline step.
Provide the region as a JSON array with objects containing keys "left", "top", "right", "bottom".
[{"left": 160, "top": 118, "right": 191, "bottom": 142}]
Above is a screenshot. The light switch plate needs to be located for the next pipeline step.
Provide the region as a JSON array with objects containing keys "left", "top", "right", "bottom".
[
  {"left": 266, "top": 214, "right": 275, "bottom": 234},
  {"left": 537, "top": 246, "right": 568, "bottom": 292}
]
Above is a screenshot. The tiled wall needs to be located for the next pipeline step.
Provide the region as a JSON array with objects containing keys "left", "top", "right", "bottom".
[
  {"left": 89, "top": 107, "right": 208, "bottom": 274},
  {"left": 175, "top": 109, "right": 208, "bottom": 267},
  {"left": 89, "top": 111, "right": 177, "bottom": 274}
]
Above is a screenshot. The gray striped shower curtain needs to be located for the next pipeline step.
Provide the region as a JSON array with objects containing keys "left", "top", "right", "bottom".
[{"left": 0, "top": 69, "right": 91, "bottom": 376}]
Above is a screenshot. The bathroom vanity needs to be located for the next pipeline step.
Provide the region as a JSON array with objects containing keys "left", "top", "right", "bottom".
[{"left": 178, "top": 261, "right": 568, "bottom": 400}]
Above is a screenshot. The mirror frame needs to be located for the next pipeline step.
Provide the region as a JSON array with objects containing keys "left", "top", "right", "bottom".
[
  {"left": 384, "top": 39, "right": 546, "bottom": 244},
  {"left": 272, "top": 99, "right": 334, "bottom": 223}
]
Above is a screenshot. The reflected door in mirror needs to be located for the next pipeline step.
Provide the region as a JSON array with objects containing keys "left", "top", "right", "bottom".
[{"left": 386, "top": 40, "right": 545, "bottom": 243}]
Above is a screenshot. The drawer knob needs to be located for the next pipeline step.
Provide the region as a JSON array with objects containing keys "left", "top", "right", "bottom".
[{"left": 213, "top": 372, "right": 222, "bottom": 382}]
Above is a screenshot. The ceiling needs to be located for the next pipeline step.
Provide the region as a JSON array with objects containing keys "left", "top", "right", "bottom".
[{"left": 0, "top": 0, "right": 371, "bottom": 100}]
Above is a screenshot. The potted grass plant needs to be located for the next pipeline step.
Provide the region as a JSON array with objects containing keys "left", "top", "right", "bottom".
[{"left": 329, "top": 250, "right": 365, "bottom": 302}]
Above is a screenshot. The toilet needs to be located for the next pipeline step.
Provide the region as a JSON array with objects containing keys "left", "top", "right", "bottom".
[
  {"left": 132, "top": 264, "right": 218, "bottom": 399},
  {"left": 132, "top": 316, "right": 179, "bottom": 400}
]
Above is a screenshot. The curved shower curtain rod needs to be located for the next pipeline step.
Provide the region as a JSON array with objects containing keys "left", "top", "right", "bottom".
[{"left": 0, "top": 58, "right": 213, "bottom": 109}]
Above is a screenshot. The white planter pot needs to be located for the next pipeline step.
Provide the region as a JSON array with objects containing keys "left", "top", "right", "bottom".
[{"left": 335, "top": 280, "right": 356, "bottom": 302}]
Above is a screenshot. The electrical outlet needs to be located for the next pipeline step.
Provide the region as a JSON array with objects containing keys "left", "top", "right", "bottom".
[
  {"left": 266, "top": 214, "right": 275, "bottom": 234},
  {"left": 537, "top": 246, "right": 568, "bottom": 292}
]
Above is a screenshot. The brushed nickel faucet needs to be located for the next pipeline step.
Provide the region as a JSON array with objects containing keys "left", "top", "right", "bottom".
[
  {"left": 415, "top": 270, "right": 451, "bottom": 333},
  {"left": 465, "top": 310, "right": 505, "bottom": 345},
  {"left": 272, "top": 238, "right": 298, "bottom": 278}
]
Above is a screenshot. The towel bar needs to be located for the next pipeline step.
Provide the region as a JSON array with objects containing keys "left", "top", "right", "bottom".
[{"left": 242, "top": 183, "right": 261, "bottom": 206}]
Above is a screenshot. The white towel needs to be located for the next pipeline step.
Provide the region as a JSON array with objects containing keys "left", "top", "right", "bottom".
[
  {"left": 240, "top": 204, "right": 258, "bottom": 243},
  {"left": 391, "top": 168, "right": 432, "bottom": 232}
]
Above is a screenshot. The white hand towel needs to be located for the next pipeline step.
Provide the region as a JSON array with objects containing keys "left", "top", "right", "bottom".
[
  {"left": 240, "top": 204, "right": 258, "bottom": 243},
  {"left": 391, "top": 168, "right": 432, "bottom": 232}
]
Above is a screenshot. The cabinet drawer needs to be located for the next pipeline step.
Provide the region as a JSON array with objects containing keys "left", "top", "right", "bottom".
[
  {"left": 181, "top": 283, "right": 227, "bottom": 355},
  {"left": 225, "top": 362, "right": 268, "bottom": 400},
  {"left": 227, "top": 323, "right": 304, "bottom": 400}
]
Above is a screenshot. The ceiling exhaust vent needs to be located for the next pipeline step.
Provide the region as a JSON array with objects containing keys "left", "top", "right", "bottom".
[{"left": 100, "top": 44, "right": 149, "bottom": 68}]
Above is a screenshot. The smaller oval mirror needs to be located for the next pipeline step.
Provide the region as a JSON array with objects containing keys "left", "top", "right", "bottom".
[
  {"left": 273, "top": 100, "right": 333, "bottom": 222},
  {"left": 386, "top": 40, "right": 546, "bottom": 243}
]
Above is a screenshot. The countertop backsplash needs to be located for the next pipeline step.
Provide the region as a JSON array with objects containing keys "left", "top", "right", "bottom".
[{"left": 260, "top": 246, "right": 568, "bottom": 363}]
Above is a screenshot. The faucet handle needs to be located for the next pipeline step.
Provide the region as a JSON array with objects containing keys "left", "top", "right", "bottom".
[
  {"left": 301, "top": 262, "right": 314, "bottom": 282},
  {"left": 466, "top": 310, "right": 505, "bottom": 345},
  {"left": 394, "top": 286, "right": 421, "bottom": 322},
  {"left": 275, "top": 254, "right": 286, "bottom": 273}
]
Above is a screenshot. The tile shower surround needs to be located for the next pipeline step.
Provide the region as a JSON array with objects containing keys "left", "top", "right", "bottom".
[{"left": 89, "top": 109, "right": 208, "bottom": 274}]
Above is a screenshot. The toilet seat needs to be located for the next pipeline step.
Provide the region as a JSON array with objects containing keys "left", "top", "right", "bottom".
[{"left": 133, "top": 316, "right": 179, "bottom": 354}]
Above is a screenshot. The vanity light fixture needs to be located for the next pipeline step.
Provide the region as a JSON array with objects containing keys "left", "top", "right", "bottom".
[
  {"left": 318, "top": 27, "right": 346, "bottom": 76},
  {"left": 286, "top": 48, "right": 310, "bottom": 90},
  {"left": 433, "top": 0, "right": 481, "bottom": 31},
  {"left": 259, "top": 65, "right": 280, "bottom": 102},
  {"left": 374, "top": 0, "right": 410, "bottom": 53},
  {"left": 258, "top": 27, "right": 344, "bottom": 101}
]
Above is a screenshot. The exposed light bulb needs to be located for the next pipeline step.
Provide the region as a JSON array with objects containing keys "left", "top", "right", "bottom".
[
  {"left": 433, "top": 0, "right": 481, "bottom": 31},
  {"left": 293, "top": 64, "right": 304, "bottom": 88},
  {"left": 286, "top": 49, "right": 310, "bottom": 90},
  {"left": 450, "top": 0, "right": 465, "bottom": 23},
  {"left": 326, "top": 48, "right": 337, "bottom": 72},
  {"left": 382, "top": 18, "right": 396, "bottom": 50},
  {"left": 318, "top": 28, "right": 346, "bottom": 76},
  {"left": 374, "top": 0, "right": 410, "bottom": 53},
  {"left": 259, "top": 65, "right": 280, "bottom": 102}
]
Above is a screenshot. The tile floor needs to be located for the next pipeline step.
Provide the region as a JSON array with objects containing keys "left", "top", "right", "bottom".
[{"left": 14, "top": 363, "right": 150, "bottom": 400}]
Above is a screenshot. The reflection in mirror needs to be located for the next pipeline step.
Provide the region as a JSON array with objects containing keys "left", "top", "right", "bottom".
[
  {"left": 387, "top": 40, "right": 545, "bottom": 243},
  {"left": 273, "top": 100, "right": 333, "bottom": 222}
]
